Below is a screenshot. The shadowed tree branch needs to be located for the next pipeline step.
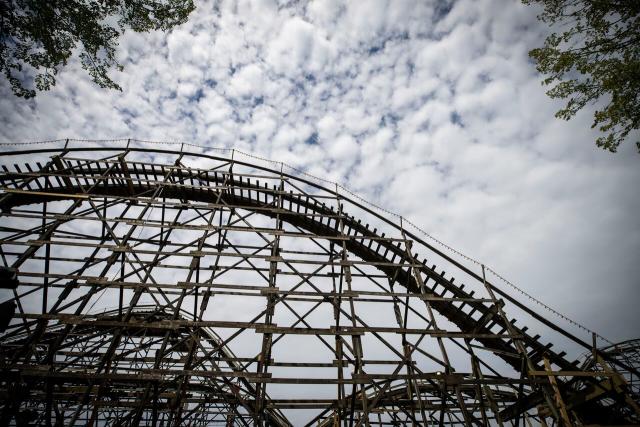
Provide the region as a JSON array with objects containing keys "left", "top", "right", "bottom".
[
  {"left": 0, "top": 0, "right": 195, "bottom": 98},
  {"left": 524, "top": 0, "right": 640, "bottom": 153}
]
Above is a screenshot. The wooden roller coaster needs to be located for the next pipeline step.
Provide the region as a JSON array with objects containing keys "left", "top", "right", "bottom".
[{"left": 0, "top": 141, "right": 637, "bottom": 426}]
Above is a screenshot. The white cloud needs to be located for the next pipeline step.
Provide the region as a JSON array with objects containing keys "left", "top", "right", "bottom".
[
  {"left": 167, "top": 29, "right": 211, "bottom": 65},
  {"left": 266, "top": 17, "right": 335, "bottom": 76},
  {"left": 198, "top": 90, "right": 232, "bottom": 124},
  {"left": 307, "top": 0, "right": 343, "bottom": 28},
  {"left": 227, "top": 63, "right": 265, "bottom": 98}
]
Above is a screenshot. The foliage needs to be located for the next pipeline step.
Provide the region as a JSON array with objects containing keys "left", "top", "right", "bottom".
[
  {"left": 0, "top": 0, "right": 195, "bottom": 98},
  {"left": 524, "top": 0, "right": 640, "bottom": 153}
]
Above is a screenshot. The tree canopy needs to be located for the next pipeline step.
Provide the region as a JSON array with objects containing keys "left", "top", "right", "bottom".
[
  {"left": 0, "top": 0, "right": 195, "bottom": 98},
  {"left": 524, "top": 0, "right": 640, "bottom": 153}
]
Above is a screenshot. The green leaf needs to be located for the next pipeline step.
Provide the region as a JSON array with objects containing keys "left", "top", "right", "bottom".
[
  {"left": 523, "top": 0, "right": 640, "bottom": 155},
  {"left": 1, "top": 0, "right": 196, "bottom": 97}
]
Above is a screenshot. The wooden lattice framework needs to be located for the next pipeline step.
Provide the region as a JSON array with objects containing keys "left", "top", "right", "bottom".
[{"left": 0, "top": 143, "right": 638, "bottom": 426}]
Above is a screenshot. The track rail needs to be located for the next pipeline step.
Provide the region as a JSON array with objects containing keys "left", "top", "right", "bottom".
[{"left": 0, "top": 146, "right": 637, "bottom": 425}]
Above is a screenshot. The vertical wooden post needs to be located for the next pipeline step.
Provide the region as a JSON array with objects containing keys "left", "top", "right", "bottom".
[{"left": 543, "top": 356, "right": 572, "bottom": 426}]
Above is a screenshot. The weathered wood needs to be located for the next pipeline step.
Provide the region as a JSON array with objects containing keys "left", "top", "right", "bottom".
[{"left": 0, "top": 146, "right": 634, "bottom": 427}]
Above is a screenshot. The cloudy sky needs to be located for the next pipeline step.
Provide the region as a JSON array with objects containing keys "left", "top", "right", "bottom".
[{"left": 1, "top": 0, "right": 639, "bottom": 344}]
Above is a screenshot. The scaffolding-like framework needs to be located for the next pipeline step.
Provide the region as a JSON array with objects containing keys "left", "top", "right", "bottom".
[{"left": 0, "top": 142, "right": 638, "bottom": 426}]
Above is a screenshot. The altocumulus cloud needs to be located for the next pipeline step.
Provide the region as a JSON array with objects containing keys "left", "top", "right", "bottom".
[{"left": 1, "top": 0, "right": 639, "bottom": 342}]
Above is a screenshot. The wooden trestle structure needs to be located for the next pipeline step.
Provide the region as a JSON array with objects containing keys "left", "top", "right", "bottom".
[{"left": 0, "top": 142, "right": 637, "bottom": 426}]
